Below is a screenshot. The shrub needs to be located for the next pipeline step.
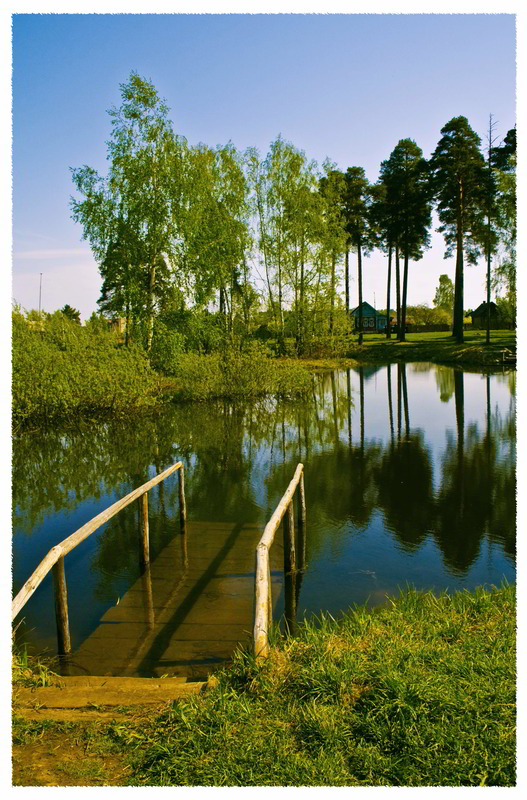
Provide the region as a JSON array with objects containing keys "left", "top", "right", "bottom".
[{"left": 12, "top": 311, "right": 159, "bottom": 428}]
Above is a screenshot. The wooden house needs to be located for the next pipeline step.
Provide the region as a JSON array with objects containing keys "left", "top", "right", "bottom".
[
  {"left": 351, "top": 302, "right": 388, "bottom": 332},
  {"left": 470, "top": 302, "right": 500, "bottom": 330}
]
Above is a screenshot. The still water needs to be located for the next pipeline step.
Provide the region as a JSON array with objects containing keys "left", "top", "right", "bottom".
[{"left": 12, "top": 363, "right": 516, "bottom": 668}]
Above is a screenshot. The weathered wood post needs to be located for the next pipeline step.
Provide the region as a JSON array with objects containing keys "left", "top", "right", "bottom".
[
  {"left": 297, "top": 472, "right": 306, "bottom": 573},
  {"left": 52, "top": 556, "right": 71, "bottom": 655},
  {"left": 139, "top": 492, "right": 150, "bottom": 568},
  {"left": 253, "top": 463, "right": 305, "bottom": 659},
  {"left": 267, "top": 557, "right": 273, "bottom": 626},
  {"left": 179, "top": 465, "right": 187, "bottom": 532},
  {"left": 298, "top": 471, "right": 307, "bottom": 530},
  {"left": 283, "top": 500, "right": 297, "bottom": 635},
  {"left": 254, "top": 544, "right": 270, "bottom": 658},
  {"left": 284, "top": 500, "right": 296, "bottom": 575}
]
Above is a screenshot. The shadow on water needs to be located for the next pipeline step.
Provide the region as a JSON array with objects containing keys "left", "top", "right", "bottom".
[{"left": 12, "top": 363, "right": 516, "bottom": 674}]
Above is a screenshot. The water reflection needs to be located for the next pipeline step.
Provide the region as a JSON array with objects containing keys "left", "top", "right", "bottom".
[{"left": 13, "top": 362, "right": 516, "bottom": 656}]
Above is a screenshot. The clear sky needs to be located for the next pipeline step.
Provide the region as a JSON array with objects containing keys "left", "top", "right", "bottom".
[{"left": 9, "top": 9, "right": 517, "bottom": 320}]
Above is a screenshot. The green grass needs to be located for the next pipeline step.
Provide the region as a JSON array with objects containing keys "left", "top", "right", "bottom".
[
  {"left": 13, "top": 584, "right": 515, "bottom": 786},
  {"left": 338, "top": 329, "right": 516, "bottom": 366}
]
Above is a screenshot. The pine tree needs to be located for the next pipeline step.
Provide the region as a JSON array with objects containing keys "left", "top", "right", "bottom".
[
  {"left": 429, "top": 117, "right": 487, "bottom": 343},
  {"left": 378, "top": 139, "right": 432, "bottom": 342}
]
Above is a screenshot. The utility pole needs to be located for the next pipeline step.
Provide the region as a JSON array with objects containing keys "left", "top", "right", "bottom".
[{"left": 39, "top": 273, "right": 42, "bottom": 317}]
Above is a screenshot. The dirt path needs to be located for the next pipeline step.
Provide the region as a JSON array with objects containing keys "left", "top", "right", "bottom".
[{"left": 12, "top": 675, "right": 213, "bottom": 785}]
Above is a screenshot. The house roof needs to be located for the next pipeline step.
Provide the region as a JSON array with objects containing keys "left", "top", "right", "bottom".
[
  {"left": 471, "top": 301, "right": 498, "bottom": 317},
  {"left": 350, "top": 301, "right": 381, "bottom": 316}
]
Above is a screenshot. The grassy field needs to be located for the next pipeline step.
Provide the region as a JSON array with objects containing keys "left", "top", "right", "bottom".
[
  {"left": 13, "top": 584, "right": 516, "bottom": 787},
  {"left": 336, "top": 329, "right": 516, "bottom": 366}
]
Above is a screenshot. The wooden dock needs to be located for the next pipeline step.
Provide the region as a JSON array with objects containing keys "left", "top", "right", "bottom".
[{"left": 66, "top": 521, "right": 284, "bottom": 680}]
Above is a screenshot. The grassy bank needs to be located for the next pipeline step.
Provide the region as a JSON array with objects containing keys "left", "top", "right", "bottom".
[
  {"left": 13, "top": 584, "right": 516, "bottom": 786},
  {"left": 12, "top": 314, "right": 312, "bottom": 430},
  {"left": 12, "top": 312, "right": 516, "bottom": 431},
  {"left": 339, "top": 329, "right": 516, "bottom": 366},
  {"left": 12, "top": 311, "right": 160, "bottom": 431}
]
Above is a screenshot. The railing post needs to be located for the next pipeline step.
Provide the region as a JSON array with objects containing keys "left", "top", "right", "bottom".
[
  {"left": 52, "top": 556, "right": 71, "bottom": 655},
  {"left": 254, "top": 544, "right": 270, "bottom": 659},
  {"left": 139, "top": 492, "right": 150, "bottom": 568},
  {"left": 298, "top": 470, "right": 307, "bottom": 531},
  {"left": 284, "top": 501, "right": 297, "bottom": 635},
  {"left": 284, "top": 500, "right": 296, "bottom": 576},
  {"left": 297, "top": 472, "right": 306, "bottom": 573},
  {"left": 179, "top": 465, "right": 187, "bottom": 531},
  {"left": 267, "top": 558, "right": 273, "bottom": 626}
]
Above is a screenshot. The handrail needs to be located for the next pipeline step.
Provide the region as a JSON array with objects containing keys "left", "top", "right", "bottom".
[
  {"left": 253, "top": 463, "right": 306, "bottom": 658},
  {"left": 12, "top": 461, "right": 187, "bottom": 655}
]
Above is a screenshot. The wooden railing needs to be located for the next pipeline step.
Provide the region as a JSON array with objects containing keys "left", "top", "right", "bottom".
[
  {"left": 253, "top": 463, "right": 306, "bottom": 659},
  {"left": 11, "top": 461, "right": 187, "bottom": 656}
]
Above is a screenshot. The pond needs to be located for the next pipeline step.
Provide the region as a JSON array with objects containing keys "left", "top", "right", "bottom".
[{"left": 12, "top": 362, "right": 516, "bottom": 676}]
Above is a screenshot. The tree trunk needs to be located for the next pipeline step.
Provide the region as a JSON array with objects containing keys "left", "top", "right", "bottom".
[
  {"left": 125, "top": 298, "right": 130, "bottom": 347},
  {"left": 345, "top": 244, "right": 350, "bottom": 325},
  {"left": 358, "top": 239, "right": 363, "bottom": 345},
  {"left": 329, "top": 251, "right": 336, "bottom": 335},
  {"left": 453, "top": 177, "right": 465, "bottom": 343},
  {"left": 395, "top": 244, "right": 401, "bottom": 341},
  {"left": 400, "top": 249, "right": 409, "bottom": 343},
  {"left": 386, "top": 244, "right": 392, "bottom": 339},
  {"left": 146, "top": 263, "right": 156, "bottom": 353},
  {"left": 299, "top": 231, "right": 305, "bottom": 353},
  {"left": 486, "top": 246, "right": 491, "bottom": 344}
]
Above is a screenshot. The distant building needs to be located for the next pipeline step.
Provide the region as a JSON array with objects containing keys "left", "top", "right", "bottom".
[
  {"left": 351, "top": 302, "right": 388, "bottom": 332},
  {"left": 470, "top": 302, "right": 499, "bottom": 330},
  {"left": 109, "top": 317, "right": 126, "bottom": 334}
]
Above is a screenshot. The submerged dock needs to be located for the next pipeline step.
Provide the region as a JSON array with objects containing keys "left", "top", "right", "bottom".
[{"left": 67, "top": 521, "right": 284, "bottom": 679}]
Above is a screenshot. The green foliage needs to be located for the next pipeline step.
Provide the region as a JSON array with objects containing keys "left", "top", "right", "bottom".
[
  {"left": 495, "top": 295, "right": 515, "bottom": 327},
  {"left": 169, "top": 341, "right": 312, "bottom": 402},
  {"left": 429, "top": 117, "right": 488, "bottom": 342},
  {"left": 71, "top": 72, "right": 186, "bottom": 352},
  {"left": 60, "top": 304, "right": 81, "bottom": 324},
  {"left": 149, "top": 319, "right": 185, "bottom": 373},
  {"left": 433, "top": 273, "right": 454, "bottom": 310},
  {"left": 429, "top": 116, "right": 488, "bottom": 260},
  {"left": 409, "top": 303, "right": 451, "bottom": 326},
  {"left": 12, "top": 630, "right": 60, "bottom": 689},
  {"left": 44, "top": 585, "right": 514, "bottom": 786},
  {"left": 12, "top": 310, "right": 159, "bottom": 429}
]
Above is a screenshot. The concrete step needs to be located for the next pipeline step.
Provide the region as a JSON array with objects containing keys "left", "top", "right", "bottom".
[{"left": 13, "top": 675, "right": 209, "bottom": 713}]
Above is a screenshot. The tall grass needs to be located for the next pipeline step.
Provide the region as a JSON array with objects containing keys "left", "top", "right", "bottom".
[
  {"left": 166, "top": 342, "right": 312, "bottom": 401},
  {"left": 100, "top": 584, "right": 515, "bottom": 786},
  {"left": 12, "top": 311, "right": 159, "bottom": 429},
  {"left": 12, "top": 315, "right": 313, "bottom": 429}
]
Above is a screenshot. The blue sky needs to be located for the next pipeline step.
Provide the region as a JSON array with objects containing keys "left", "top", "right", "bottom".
[{"left": 9, "top": 10, "right": 517, "bottom": 320}]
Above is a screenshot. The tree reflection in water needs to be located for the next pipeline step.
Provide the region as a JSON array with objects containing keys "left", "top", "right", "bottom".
[{"left": 13, "top": 363, "right": 515, "bottom": 650}]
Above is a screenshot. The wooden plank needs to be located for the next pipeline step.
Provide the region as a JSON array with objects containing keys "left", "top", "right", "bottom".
[
  {"left": 79, "top": 622, "right": 253, "bottom": 642},
  {"left": 69, "top": 517, "right": 284, "bottom": 678}
]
